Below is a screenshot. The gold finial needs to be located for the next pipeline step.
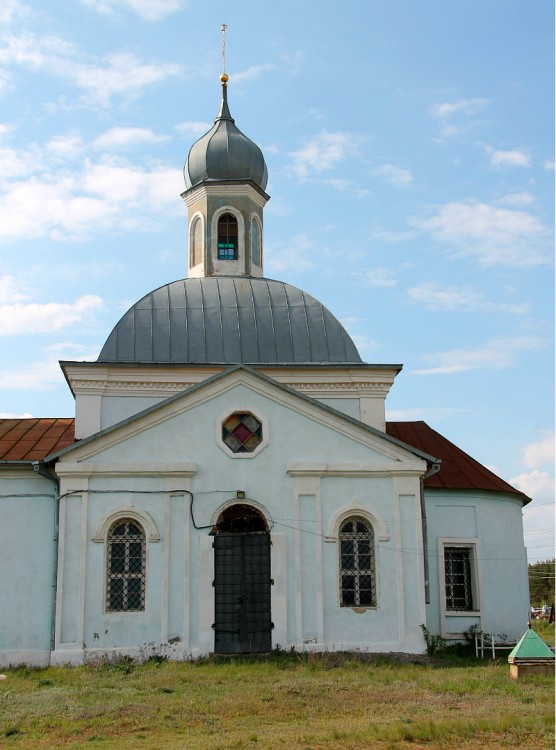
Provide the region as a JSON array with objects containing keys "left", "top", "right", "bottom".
[{"left": 220, "top": 24, "right": 228, "bottom": 84}]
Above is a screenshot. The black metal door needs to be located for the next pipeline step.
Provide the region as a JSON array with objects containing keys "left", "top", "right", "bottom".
[{"left": 213, "top": 532, "right": 272, "bottom": 653}]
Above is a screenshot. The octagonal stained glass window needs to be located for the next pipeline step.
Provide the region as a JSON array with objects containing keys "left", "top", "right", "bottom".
[{"left": 222, "top": 412, "right": 262, "bottom": 453}]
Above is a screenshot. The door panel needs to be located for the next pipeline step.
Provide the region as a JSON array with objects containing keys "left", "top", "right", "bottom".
[{"left": 213, "top": 532, "right": 272, "bottom": 653}]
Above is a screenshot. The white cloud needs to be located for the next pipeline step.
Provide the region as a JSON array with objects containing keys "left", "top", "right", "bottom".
[
  {"left": 0, "top": 0, "right": 33, "bottom": 25},
  {"left": 0, "top": 412, "right": 33, "bottom": 418},
  {"left": 522, "top": 431, "right": 555, "bottom": 470},
  {"left": 0, "top": 31, "right": 180, "bottom": 106},
  {"left": 0, "top": 343, "right": 98, "bottom": 391},
  {"left": 0, "top": 30, "right": 75, "bottom": 69},
  {"left": 415, "top": 199, "right": 549, "bottom": 268},
  {"left": 93, "top": 127, "right": 167, "bottom": 150},
  {"left": 511, "top": 470, "right": 554, "bottom": 504},
  {"left": 413, "top": 335, "right": 547, "bottom": 375},
  {"left": 0, "top": 155, "right": 183, "bottom": 241},
  {"left": 175, "top": 121, "right": 212, "bottom": 137},
  {"left": 428, "top": 97, "right": 488, "bottom": 138},
  {"left": 45, "top": 133, "right": 83, "bottom": 160},
  {"left": 373, "top": 164, "right": 413, "bottom": 188},
  {"left": 68, "top": 53, "right": 181, "bottom": 106},
  {"left": 80, "top": 0, "right": 184, "bottom": 22},
  {"left": 487, "top": 147, "right": 530, "bottom": 168},
  {"left": 498, "top": 192, "right": 535, "bottom": 207},
  {"left": 0, "top": 146, "right": 41, "bottom": 180},
  {"left": 543, "top": 159, "right": 555, "bottom": 170},
  {"left": 265, "top": 234, "right": 314, "bottom": 274},
  {"left": 279, "top": 50, "right": 304, "bottom": 74},
  {"left": 233, "top": 64, "right": 277, "bottom": 83},
  {"left": 289, "top": 131, "right": 359, "bottom": 179},
  {"left": 407, "top": 281, "right": 528, "bottom": 314},
  {"left": 428, "top": 98, "right": 489, "bottom": 119},
  {"left": 0, "top": 273, "right": 29, "bottom": 303},
  {"left": 0, "top": 294, "right": 103, "bottom": 335},
  {"left": 350, "top": 334, "right": 379, "bottom": 354},
  {"left": 357, "top": 268, "right": 398, "bottom": 288}
]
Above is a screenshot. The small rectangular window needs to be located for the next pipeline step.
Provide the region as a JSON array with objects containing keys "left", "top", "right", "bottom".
[{"left": 444, "top": 547, "right": 473, "bottom": 611}]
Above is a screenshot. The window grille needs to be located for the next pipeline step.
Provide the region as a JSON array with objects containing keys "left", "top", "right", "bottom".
[
  {"left": 217, "top": 213, "right": 238, "bottom": 260},
  {"left": 444, "top": 547, "right": 473, "bottom": 611},
  {"left": 222, "top": 412, "right": 262, "bottom": 453},
  {"left": 106, "top": 519, "right": 146, "bottom": 612},
  {"left": 339, "top": 517, "right": 376, "bottom": 607}
]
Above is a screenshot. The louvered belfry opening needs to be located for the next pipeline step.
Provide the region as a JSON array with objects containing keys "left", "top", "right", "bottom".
[{"left": 213, "top": 504, "right": 272, "bottom": 653}]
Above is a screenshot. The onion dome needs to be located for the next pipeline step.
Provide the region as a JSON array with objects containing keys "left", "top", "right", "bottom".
[
  {"left": 183, "top": 79, "right": 268, "bottom": 192},
  {"left": 97, "top": 277, "right": 362, "bottom": 365}
]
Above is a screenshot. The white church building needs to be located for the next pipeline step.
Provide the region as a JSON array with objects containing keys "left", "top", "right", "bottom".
[{"left": 0, "top": 75, "right": 530, "bottom": 667}]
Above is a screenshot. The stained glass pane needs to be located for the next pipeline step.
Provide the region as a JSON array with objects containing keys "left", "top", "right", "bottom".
[{"left": 221, "top": 412, "right": 263, "bottom": 453}]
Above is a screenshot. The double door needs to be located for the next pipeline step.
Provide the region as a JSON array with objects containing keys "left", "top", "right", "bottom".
[{"left": 213, "top": 532, "right": 272, "bottom": 654}]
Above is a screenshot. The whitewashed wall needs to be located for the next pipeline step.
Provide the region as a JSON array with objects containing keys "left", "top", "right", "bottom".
[
  {"left": 0, "top": 470, "right": 56, "bottom": 667},
  {"left": 425, "top": 490, "right": 529, "bottom": 641},
  {"left": 51, "top": 375, "right": 428, "bottom": 663}
]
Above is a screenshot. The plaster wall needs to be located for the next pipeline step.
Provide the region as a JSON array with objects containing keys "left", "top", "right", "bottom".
[
  {"left": 425, "top": 489, "right": 529, "bottom": 641},
  {"left": 0, "top": 472, "right": 56, "bottom": 667},
  {"left": 51, "top": 378, "right": 427, "bottom": 660}
]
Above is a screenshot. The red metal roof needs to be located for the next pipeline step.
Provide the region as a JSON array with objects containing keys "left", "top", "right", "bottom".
[
  {"left": 0, "top": 417, "right": 526, "bottom": 501},
  {"left": 386, "top": 421, "right": 526, "bottom": 499},
  {"left": 0, "top": 418, "right": 75, "bottom": 461}
]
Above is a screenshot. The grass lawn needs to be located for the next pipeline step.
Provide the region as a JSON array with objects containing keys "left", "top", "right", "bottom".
[{"left": 1, "top": 650, "right": 554, "bottom": 750}]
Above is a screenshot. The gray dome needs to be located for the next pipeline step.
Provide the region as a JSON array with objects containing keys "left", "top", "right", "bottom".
[
  {"left": 183, "top": 86, "right": 268, "bottom": 192},
  {"left": 98, "top": 277, "right": 362, "bottom": 365}
]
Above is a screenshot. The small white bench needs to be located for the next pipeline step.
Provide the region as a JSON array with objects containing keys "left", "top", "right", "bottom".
[{"left": 475, "top": 632, "right": 517, "bottom": 659}]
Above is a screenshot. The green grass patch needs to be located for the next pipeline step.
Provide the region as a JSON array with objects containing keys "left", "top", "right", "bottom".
[
  {"left": 532, "top": 617, "right": 555, "bottom": 646},
  {"left": 0, "top": 652, "right": 553, "bottom": 749}
]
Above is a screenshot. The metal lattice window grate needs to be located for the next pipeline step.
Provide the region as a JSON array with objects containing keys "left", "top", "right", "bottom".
[
  {"left": 106, "top": 520, "right": 146, "bottom": 612},
  {"left": 444, "top": 547, "right": 473, "bottom": 611},
  {"left": 222, "top": 412, "right": 262, "bottom": 453},
  {"left": 339, "top": 517, "right": 376, "bottom": 607}
]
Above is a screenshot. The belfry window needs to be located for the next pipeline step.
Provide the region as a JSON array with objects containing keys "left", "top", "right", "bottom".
[
  {"left": 251, "top": 217, "right": 261, "bottom": 266},
  {"left": 106, "top": 519, "right": 146, "bottom": 612},
  {"left": 190, "top": 216, "right": 203, "bottom": 267},
  {"left": 339, "top": 517, "right": 376, "bottom": 607},
  {"left": 217, "top": 213, "right": 238, "bottom": 260}
]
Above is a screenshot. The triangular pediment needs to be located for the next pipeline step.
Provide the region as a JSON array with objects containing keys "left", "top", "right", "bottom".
[{"left": 48, "top": 366, "right": 436, "bottom": 470}]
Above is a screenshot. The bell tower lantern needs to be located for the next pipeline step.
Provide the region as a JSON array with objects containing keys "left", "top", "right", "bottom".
[{"left": 181, "top": 63, "right": 269, "bottom": 278}]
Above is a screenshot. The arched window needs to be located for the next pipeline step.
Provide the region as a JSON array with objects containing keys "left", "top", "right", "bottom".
[
  {"left": 190, "top": 216, "right": 203, "bottom": 267},
  {"left": 217, "top": 213, "right": 238, "bottom": 260},
  {"left": 251, "top": 217, "right": 261, "bottom": 266},
  {"left": 106, "top": 519, "right": 146, "bottom": 612},
  {"left": 339, "top": 517, "right": 376, "bottom": 607}
]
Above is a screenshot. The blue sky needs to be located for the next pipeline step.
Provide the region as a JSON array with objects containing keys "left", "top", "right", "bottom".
[{"left": 0, "top": 0, "right": 553, "bottom": 562}]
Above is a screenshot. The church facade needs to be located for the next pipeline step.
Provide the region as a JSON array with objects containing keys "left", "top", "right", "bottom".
[{"left": 0, "top": 76, "right": 530, "bottom": 667}]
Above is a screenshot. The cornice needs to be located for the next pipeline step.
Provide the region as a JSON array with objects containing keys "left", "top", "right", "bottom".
[
  {"left": 287, "top": 461, "right": 426, "bottom": 477},
  {"left": 182, "top": 181, "right": 269, "bottom": 209},
  {"left": 65, "top": 366, "right": 397, "bottom": 399},
  {"left": 56, "top": 462, "right": 197, "bottom": 477}
]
